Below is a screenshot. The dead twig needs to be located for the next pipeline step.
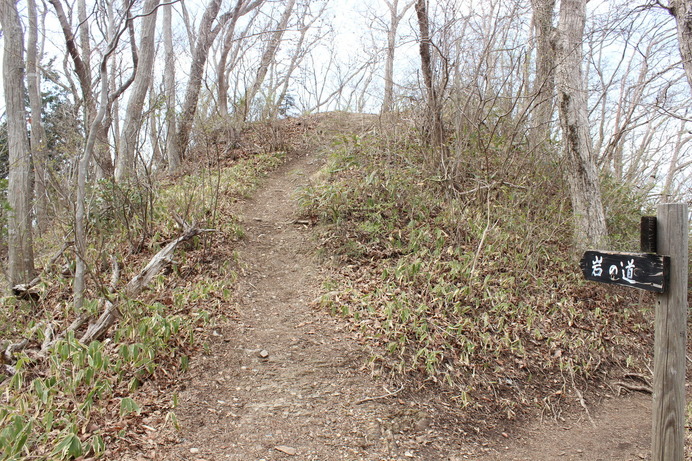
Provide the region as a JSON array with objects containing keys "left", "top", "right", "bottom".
[
  {"left": 36, "top": 313, "right": 90, "bottom": 359},
  {"left": 569, "top": 363, "right": 596, "bottom": 428},
  {"left": 355, "top": 385, "right": 404, "bottom": 405}
]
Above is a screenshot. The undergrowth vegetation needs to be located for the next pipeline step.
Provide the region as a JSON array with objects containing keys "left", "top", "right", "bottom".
[
  {"left": 0, "top": 149, "right": 285, "bottom": 459},
  {"left": 300, "top": 132, "right": 654, "bottom": 418}
]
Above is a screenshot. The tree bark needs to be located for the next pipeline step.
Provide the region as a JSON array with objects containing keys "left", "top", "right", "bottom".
[
  {"left": 115, "top": 0, "right": 160, "bottom": 182},
  {"left": 529, "top": 0, "right": 556, "bottom": 146},
  {"left": 216, "top": 0, "right": 246, "bottom": 118},
  {"left": 163, "top": 3, "right": 181, "bottom": 172},
  {"left": 415, "top": 0, "right": 444, "bottom": 148},
  {"left": 555, "top": 0, "right": 607, "bottom": 249},
  {"left": 177, "top": 0, "right": 226, "bottom": 158},
  {"left": 0, "top": 0, "right": 36, "bottom": 287},
  {"left": 670, "top": 0, "right": 692, "bottom": 89},
  {"left": 27, "top": 0, "right": 49, "bottom": 234}
]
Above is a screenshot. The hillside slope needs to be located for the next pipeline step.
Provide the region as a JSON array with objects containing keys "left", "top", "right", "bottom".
[{"left": 147, "top": 113, "right": 679, "bottom": 460}]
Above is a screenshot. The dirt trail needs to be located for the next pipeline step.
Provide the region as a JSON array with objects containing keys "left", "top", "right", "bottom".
[
  {"left": 156, "top": 121, "right": 655, "bottom": 461},
  {"left": 159, "top": 149, "right": 470, "bottom": 460}
]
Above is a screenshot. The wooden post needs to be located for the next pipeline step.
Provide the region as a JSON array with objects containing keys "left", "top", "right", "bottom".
[{"left": 652, "top": 202, "right": 688, "bottom": 461}]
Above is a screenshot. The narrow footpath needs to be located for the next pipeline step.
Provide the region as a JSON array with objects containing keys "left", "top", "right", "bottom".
[
  {"left": 154, "top": 117, "right": 657, "bottom": 461},
  {"left": 158, "top": 148, "right": 478, "bottom": 460}
]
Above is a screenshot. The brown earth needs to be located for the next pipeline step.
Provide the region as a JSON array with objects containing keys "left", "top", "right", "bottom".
[{"left": 135, "top": 115, "right": 658, "bottom": 461}]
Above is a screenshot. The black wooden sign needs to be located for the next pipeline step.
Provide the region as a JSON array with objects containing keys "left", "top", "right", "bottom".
[{"left": 579, "top": 250, "right": 669, "bottom": 293}]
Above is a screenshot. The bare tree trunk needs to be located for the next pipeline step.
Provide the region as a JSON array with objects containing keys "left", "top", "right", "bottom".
[
  {"left": 381, "top": 0, "right": 414, "bottom": 113},
  {"left": 415, "top": 0, "right": 444, "bottom": 148},
  {"left": 670, "top": 0, "right": 692, "bottom": 89},
  {"left": 48, "top": 0, "right": 93, "bottom": 116},
  {"left": 48, "top": 0, "right": 115, "bottom": 178},
  {"left": 163, "top": 3, "right": 181, "bottom": 172},
  {"left": 269, "top": 2, "right": 327, "bottom": 119},
  {"left": 529, "top": 0, "right": 556, "bottom": 146},
  {"left": 0, "top": 0, "right": 36, "bottom": 287},
  {"left": 77, "top": 0, "right": 92, "bottom": 96},
  {"left": 115, "top": 0, "right": 160, "bottom": 182},
  {"left": 240, "top": 0, "right": 296, "bottom": 122},
  {"left": 74, "top": 13, "right": 130, "bottom": 309},
  {"left": 555, "top": 0, "right": 607, "bottom": 249},
  {"left": 177, "top": 0, "right": 226, "bottom": 158},
  {"left": 216, "top": 0, "right": 245, "bottom": 117},
  {"left": 26, "top": 0, "right": 49, "bottom": 234},
  {"left": 149, "top": 94, "right": 164, "bottom": 171},
  {"left": 76, "top": 0, "right": 112, "bottom": 178}
]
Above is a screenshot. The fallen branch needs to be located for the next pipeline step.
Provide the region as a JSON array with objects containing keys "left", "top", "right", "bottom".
[
  {"left": 37, "top": 313, "right": 90, "bottom": 358},
  {"left": 81, "top": 224, "right": 216, "bottom": 344},
  {"left": 1, "top": 322, "right": 46, "bottom": 367},
  {"left": 47, "top": 241, "right": 73, "bottom": 271},
  {"left": 80, "top": 299, "right": 119, "bottom": 344},
  {"left": 3, "top": 338, "right": 29, "bottom": 364},
  {"left": 12, "top": 242, "right": 74, "bottom": 302},
  {"left": 35, "top": 224, "right": 215, "bottom": 352},
  {"left": 124, "top": 224, "right": 215, "bottom": 298}
]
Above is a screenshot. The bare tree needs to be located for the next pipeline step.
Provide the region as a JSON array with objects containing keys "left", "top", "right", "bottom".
[
  {"left": 115, "top": 0, "right": 161, "bottom": 182},
  {"left": 216, "top": 0, "right": 265, "bottom": 118},
  {"left": 297, "top": 42, "right": 380, "bottom": 113},
  {"left": 239, "top": 0, "right": 296, "bottom": 122},
  {"left": 529, "top": 0, "right": 556, "bottom": 146},
  {"left": 267, "top": 1, "right": 328, "bottom": 119},
  {"left": 27, "top": 0, "right": 49, "bottom": 234},
  {"left": 0, "top": 0, "right": 36, "bottom": 287},
  {"left": 555, "top": 0, "right": 607, "bottom": 248},
  {"left": 381, "top": 0, "right": 415, "bottom": 113},
  {"left": 74, "top": 2, "right": 137, "bottom": 309},
  {"left": 662, "top": 116, "right": 691, "bottom": 199},
  {"left": 48, "top": 0, "right": 132, "bottom": 177},
  {"left": 177, "top": 0, "right": 228, "bottom": 158},
  {"left": 415, "top": 0, "right": 445, "bottom": 148},
  {"left": 163, "top": 2, "right": 181, "bottom": 172}
]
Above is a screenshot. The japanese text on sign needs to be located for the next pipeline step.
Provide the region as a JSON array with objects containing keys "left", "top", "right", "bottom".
[
  {"left": 591, "top": 256, "right": 636, "bottom": 284},
  {"left": 579, "top": 250, "right": 669, "bottom": 293}
]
